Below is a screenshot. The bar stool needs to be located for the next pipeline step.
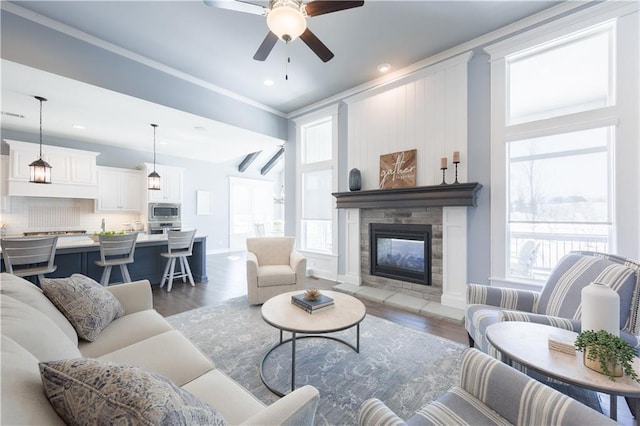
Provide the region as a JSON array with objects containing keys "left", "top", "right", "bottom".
[
  {"left": 0, "top": 236, "right": 58, "bottom": 285},
  {"left": 160, "top": 229, "right": 196, "bottom": 292},
  {"left": 95, "top": 233, "right": 137, "bottom": 286}
]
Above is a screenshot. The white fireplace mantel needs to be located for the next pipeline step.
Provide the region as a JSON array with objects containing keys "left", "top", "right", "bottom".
[{"left": 339, "top": 205, "right": 471, "bottom": 311}]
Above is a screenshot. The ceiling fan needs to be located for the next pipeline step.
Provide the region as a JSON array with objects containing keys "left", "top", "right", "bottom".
[{"left": 204, "top": 0, "right": 364, "bottom": 62}]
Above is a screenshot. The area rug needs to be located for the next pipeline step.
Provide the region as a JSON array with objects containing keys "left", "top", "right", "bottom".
[
  {"left": 167, "top": 295, "right": 466, "bottom": 425},
  {"left": 167, "top": 296, "right": 601, "bottom": 424}
]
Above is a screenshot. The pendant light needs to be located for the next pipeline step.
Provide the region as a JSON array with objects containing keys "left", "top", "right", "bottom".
[
  {"left": 148, "top": 124, "right": 161, "bottom": 190},
  {"left": 29, "top": 96, "right": 53, "bottom": 184}
]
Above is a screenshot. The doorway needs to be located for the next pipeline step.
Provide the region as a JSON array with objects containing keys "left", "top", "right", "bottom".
[{"left": 229, "top": 177, "right": 275, "bottom": 250}]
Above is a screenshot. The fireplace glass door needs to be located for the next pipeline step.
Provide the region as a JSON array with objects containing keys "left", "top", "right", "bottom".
[{"left": 370, "top": 223, "right": 432, "bottom": 285}]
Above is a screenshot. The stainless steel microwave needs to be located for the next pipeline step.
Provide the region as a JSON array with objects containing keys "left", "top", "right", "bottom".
[{"left": 148, "top": 203, "right": 181, "bottom": 221}]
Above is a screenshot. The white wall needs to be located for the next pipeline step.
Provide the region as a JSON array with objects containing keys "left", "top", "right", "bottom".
[{"left": 345, "top": 53, "right": 472, "bottom": 188}]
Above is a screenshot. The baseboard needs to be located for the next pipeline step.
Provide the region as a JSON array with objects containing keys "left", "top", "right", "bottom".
[
  {"left": 440, "top": 293, "right": 466, "bottom": 310},
  {"left": 207, "top": 248, "right": 240, "bottom": 255},
  {"left": 337, "top": 274, "right": 360, "bottom": 286}
]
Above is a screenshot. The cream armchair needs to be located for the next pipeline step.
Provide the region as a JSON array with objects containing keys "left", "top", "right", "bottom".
[{"left": 246, "top": 237, "right": 307, "bottom": 305}]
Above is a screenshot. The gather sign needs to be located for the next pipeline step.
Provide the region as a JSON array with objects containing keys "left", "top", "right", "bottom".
[{"left": 379, "top": 149, "right": 417, "bottom": 189}]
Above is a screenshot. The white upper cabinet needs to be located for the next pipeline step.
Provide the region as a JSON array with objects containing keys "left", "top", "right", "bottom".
[
  {"left": 96, "top": 167, "right": 142, "bottom": 212},
  {"left": 143, "top": 163, "right": 183, "bottom": 203},
  {"left": 5, "top": 140, "right": 99, "bottom": 198},
  {"left": 0, "top": 155, "right": 10, "bottom": 212}
]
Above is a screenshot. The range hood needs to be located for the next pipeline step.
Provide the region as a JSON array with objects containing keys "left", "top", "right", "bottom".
[
  {"left": 7, "top": 180, "right": 98, "bottom": 199},
  {"left": 5, "top": 140, "right": 100, "bottom": 199}
]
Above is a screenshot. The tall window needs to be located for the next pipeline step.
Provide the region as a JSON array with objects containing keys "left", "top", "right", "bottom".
[
  {"left": 488, "top": 4, "right": 639, "bottom": 286},
  {"left": 299, "top": 118, "right": 334, "bottom": 253},
  {"left": 228, "top": 177, "right": 273, "bottom": 249},
  {"left": 504, "top": 24, "right": 615, "bottom": 280}
]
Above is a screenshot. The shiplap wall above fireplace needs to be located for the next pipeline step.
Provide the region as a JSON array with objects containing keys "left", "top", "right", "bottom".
[
  {"left": 344, "top": 51, "right": 472, "bottom": 189},
  {"left": 340, "top": 51, "right": 474, "bottom": 310}
]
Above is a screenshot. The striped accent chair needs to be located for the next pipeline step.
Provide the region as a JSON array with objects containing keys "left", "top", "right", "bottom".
[
  {"left": 465, "top": 251, "right": 640, "bottom": 357},
  {"left": 358, "top": 348, "right": 615, "bottom": 426}
]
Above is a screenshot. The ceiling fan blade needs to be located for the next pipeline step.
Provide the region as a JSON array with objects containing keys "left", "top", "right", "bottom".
[
  {"left": 253, "top": 32, "right": 279, "bottom": 61},
  {"left": 202, "top": 0, "right": 266, "bottom": 15},
  {"left": 304, "top": 1, "right": 364, "bottom": 17},
  {"left": 300, "top": 28, "right": 334, "bottom": 62}
]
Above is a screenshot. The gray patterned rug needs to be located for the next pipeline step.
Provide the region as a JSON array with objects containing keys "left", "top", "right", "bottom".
[{"left": 167, "top": 295, "right": 466, "bottom": 425}]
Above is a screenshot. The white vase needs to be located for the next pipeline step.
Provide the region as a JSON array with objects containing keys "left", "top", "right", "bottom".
[{"left": 581, "top": 281, "right": 620, "bottom": 336}]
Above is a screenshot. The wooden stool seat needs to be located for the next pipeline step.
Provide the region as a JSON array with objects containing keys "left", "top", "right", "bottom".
[
  {"left": 94, "top": 233, "right": 137, "bottom": 286},
  {"left": 160, "top": 230, "right": 196, "bottom": 292},
  {"left": 1, "top": 236, "right": 58, "bottom": 285}
]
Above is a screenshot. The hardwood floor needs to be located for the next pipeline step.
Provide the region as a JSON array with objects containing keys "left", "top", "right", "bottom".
[{"left": 152, "top": 251, "right": 469, "bottom": 345}]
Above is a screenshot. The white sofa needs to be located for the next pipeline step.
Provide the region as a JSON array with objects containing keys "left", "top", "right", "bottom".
[{"left": 0, "top": 272, "right": 319, "bottom": 425}]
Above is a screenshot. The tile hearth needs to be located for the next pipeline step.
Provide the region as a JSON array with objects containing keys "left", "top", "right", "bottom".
[{"left": 333, "top": 283, "right": 464, "bottom": 322}]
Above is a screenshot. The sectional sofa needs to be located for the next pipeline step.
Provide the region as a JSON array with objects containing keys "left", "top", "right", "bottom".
[{"left": 0, "top": 272, "right": 319, "bottom": 425}]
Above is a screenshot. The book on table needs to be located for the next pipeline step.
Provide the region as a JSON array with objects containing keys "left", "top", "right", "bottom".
[
  {"left": 291, "top": 301, "right": 335, "bottom": 314},
  {"left": 291, "top": 293, "right": 334, "bottom": 312}
]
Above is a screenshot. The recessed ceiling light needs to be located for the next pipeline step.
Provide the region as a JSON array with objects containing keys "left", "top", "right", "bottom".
[
  {"left": 377, "top": 63, "right": 391, "bottom": 73},
  {"left": 159, "top": 141, "right": 169, "bottom": 145},
  {"left": 264, "top": 79, "right": 275, "bottom": 86},
  {"left": 72, "top": 124, "right": 85, "bottom": 129}
]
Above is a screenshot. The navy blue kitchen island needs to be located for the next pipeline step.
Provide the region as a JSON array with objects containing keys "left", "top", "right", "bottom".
[{"left": 1, "top": 234, "right": 208, "bottom": 286}]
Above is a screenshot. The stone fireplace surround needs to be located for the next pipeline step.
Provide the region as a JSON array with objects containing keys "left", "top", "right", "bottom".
[
  {"left": 333, "top": 183, "right": 482, "bottom": 319},
  {"left": 362, "top": 208, "right": 443, "bottom": 302}
]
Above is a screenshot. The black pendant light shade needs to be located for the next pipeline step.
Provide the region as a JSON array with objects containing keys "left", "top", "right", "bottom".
[
  {"left": 148, "top": 124, "right": 161, "bottom": 190},
  {"left": 29, "top": 96, "right": 52, "bottom": 184}
]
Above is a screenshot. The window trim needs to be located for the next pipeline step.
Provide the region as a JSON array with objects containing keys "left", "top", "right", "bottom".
[{"left": 295, "top": 104, "right": 339, "bottom": 255}]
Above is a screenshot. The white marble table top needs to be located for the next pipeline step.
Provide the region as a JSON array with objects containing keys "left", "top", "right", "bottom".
[
  {"left": 486, "top": 321, "right": 640, "bottom": 396},
  {"left": 261, "top": 290, "right": 366, "bottom": 334},
  {"left": 0, "top": 232, "right": 207, "bottom": 253}
]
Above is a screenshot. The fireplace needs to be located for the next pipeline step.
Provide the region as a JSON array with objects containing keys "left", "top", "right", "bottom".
[{"left": 369, "top": 223, "right": 432, "bottom": 285}]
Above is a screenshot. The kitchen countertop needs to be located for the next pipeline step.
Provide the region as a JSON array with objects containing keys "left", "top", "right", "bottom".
[{"left": 0, "top": 232, "right": 208, "bottom": 253}]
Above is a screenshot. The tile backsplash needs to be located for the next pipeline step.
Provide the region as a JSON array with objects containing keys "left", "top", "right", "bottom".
[{"left": 1, "top": 197, "right": 141, "bottom": 236}]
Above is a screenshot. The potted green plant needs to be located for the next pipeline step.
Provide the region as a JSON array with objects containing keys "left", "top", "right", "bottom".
[{"left": 575, "top": 330, "right": 640, "bottom": 382}]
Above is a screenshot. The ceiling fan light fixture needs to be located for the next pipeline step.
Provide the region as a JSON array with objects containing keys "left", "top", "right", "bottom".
[{"left": 267, "top": 0, "right": 306, "bottom": 41}]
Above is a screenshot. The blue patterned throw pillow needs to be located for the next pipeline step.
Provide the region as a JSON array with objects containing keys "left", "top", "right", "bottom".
[
  {"left": 40, "top": 358, "right": 227, "bottom": 426},
  {"left": 40, "top": 274, "right": 125, "bottom": 341}
]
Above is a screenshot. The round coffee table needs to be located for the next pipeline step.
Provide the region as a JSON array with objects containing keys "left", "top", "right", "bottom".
[
  {"left": 260, "top": 290, "right": 366, "bottom": 396},
  {"left": 486, "top": 321, "right": 640, "bottom": 420}
]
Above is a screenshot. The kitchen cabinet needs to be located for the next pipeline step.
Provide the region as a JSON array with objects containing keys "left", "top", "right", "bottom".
[
  {"left": 96, "top": 167, "right": 142, "bottom": 212},
  {"left": 143, "top": 163, "right": 183, "bottom": 203},
  {"left": 5, "top": 140, "right": 99, "bottom": 199},
  {"left": 0, "top": 155, "right": 10, "bottom": 213}
]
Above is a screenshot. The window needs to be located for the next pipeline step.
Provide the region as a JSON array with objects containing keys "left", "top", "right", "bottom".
[
  {"left": 508, "top": 28, "right": 612, "bottom": 125},
  {"left": 298, "top": 114, "right": 336, "bottom": 254},
  {"left": 504, "top": 25, "right": 615, "bottom": 281},
  {"left": 507, "top": 127, "right": 613, "bottom": 277},
  {"left": 487, "top": 4, "right": 639, "bottom": 285},
  {"left": 229, "top": 177, "right": 273, "bottom": 250}
]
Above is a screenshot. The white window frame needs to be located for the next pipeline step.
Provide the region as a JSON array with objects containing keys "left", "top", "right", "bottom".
[
  {"left": 486, "top": 2, "right": 639, "bottom": 289},
  {"left": 294, "top": 105, "right": 339, "bottom": 255}
]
